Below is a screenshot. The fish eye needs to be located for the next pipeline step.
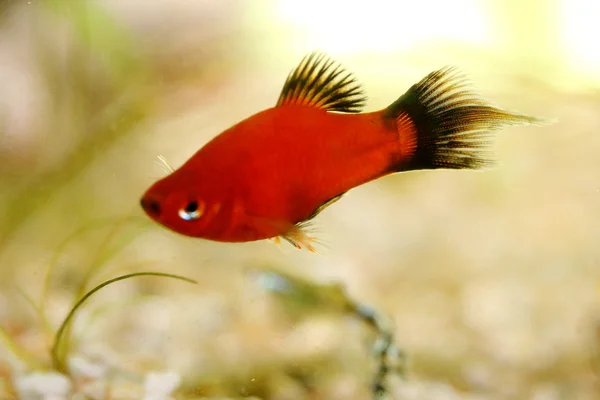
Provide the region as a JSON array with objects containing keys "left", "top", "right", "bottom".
[{"left": 178, "top": 200, "right": 203, "bottom": 221}]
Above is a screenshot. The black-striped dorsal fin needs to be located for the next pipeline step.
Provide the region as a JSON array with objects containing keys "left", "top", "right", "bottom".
[{"left": 276, "top": 52, "right": 367, "bottom": 113}]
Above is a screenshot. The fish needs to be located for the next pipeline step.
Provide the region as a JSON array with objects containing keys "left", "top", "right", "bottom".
[{"left": 140, "top": 52, "right": 547, "bottom": 252}]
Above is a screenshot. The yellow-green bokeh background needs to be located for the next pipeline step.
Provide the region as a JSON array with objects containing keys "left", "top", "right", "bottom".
[{"left": 1, "top": 1, "right": 599, "bottom": 398}]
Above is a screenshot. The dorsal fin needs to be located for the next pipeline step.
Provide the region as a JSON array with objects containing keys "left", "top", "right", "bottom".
[{"left": 276, "top": 52, "right": 367, "bottom": 113}]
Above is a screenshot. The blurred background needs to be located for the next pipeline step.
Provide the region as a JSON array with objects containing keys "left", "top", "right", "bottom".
[{"left": 1, "top": 0, "right": 599, "bottom": 399}]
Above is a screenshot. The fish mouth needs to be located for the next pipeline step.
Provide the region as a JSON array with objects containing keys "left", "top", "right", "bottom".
[{"left": 140, "top": 196, "right": 161, "bottom": 218}]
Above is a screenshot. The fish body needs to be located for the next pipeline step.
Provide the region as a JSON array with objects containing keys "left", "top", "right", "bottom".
[
  {"left": 156, "top": 107, "right": 400, "bottom": 240},
  {"left": 141, "top": 52, "right": 545, "bottom": 251}
]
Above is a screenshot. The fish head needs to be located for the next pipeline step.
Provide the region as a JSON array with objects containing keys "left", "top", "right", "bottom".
[{"left": 140, "top": 176, "right": 214, "bottom": 237}]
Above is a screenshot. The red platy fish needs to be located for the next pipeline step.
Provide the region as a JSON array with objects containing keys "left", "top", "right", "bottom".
[{"left": 141, "top": 52, "right": 545, "bottom": 251}]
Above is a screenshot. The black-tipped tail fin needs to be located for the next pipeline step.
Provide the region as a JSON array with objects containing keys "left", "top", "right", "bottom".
[{"left": 386, "top": 66, "right": 548, "bottom": 171}]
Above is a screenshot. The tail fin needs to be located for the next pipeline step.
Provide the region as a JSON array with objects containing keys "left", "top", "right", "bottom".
[{"left": 386, "top": 66, "right": 549, "bottom": 171}]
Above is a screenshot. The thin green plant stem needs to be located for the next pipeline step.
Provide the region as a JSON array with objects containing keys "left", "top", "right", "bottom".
[
  {"left": 75, "top": 217, "right": 149, "bottom": 299},
  {"left": 51, "top": 271, "right": 197, "bottom": 373},
  {"left": 59, "top": 259, "right": 159, "bottom": 359},
  {"left": 42, "top": 217, "right": 147, "bottom": 300},
  {"left": 41, "top": 216, "right": 145, "bottom": 307},
  {"left": 40, "top": 216, "right": 150, "bottom": 346},
  {"left": 70, "top": 294, "right": 155, "bottom": 352},
  {"left": 60, "top": 217, "right": 149, "bottom": 360}
]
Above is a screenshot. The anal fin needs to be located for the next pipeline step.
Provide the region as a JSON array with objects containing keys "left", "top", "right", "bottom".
[{"left": 279, "top": 222, "right": 321, "bottom": 253}]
